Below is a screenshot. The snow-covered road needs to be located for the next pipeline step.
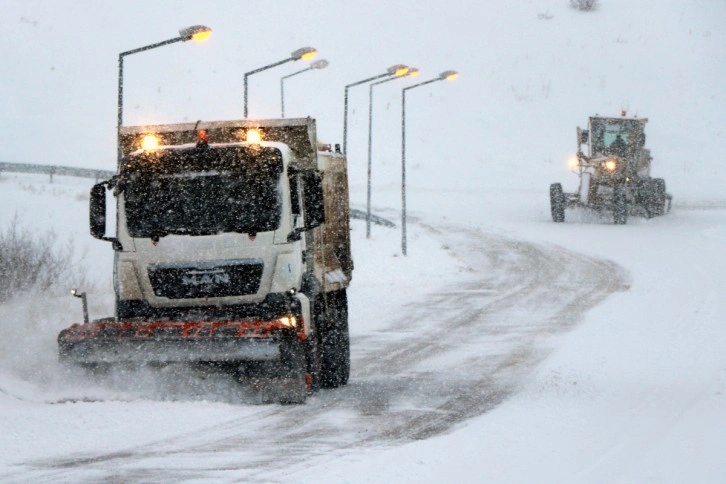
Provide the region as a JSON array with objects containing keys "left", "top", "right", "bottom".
[
  {"left": 0, "top": 182, "right": 629, "bottom": 481},
  {"left": 1, "top": 172, "right": 724, "bottom": 482}
]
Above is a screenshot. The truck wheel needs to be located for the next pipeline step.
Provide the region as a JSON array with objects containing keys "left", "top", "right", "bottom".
[
  {"left": 318, "top": 289, "right": 350, "bottom": 388},
  {"left": 613, "top": 185, "right": 627, "bottom": 225},
  {"left": 550, "top": 183, "right": 565, "bottom": 223}
]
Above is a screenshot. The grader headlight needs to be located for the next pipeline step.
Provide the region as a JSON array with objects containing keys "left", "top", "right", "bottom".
[{"left": 568, "top": 155, "right": 579, "bottom": 171}]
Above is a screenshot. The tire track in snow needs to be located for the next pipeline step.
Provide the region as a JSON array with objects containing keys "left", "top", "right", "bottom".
[{"left": 14, "top": 223, "right": 629, "bottom": 482}]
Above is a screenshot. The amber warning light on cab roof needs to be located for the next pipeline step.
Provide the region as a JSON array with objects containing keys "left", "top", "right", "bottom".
[
  {"left": 141, "top": 134, "right": 160, "bottom": 151},
  {"left": 246, "top": 129, "right": 262, "bottom": 144},
  {"left": 197, "top": 129, "right": 208, "bottom": 146}
]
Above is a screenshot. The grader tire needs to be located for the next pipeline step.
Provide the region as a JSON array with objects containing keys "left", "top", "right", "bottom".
[
  {"left": 613, "top": 185, "right": 628, "bottom": 225},
  {"left": 653, "top": 178, "right": 667, "bottom": 217},
  {"left": 550, "top": 183, "right": 566, "bottom": 223}
]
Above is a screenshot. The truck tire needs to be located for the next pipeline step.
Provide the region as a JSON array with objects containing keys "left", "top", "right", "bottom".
[
  {"left": 318, "top": 289, "right": 350, "bottom": 388},
  {"left": 613, "top": 185, "right": 627, "bottom": 225},
  {"left": 550, "top": 183, "right": 565, "bottom": 223}
]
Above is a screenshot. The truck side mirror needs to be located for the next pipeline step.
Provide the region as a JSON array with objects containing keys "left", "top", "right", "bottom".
[
  {"left": 579, "top": 129, "right": 589, "bottom": 144},
  {"left": 90, "top": 183, "right": 107, "bottom": 239},
  {"left": 302, "top": 171, "right": 325, "bottom": 229}
]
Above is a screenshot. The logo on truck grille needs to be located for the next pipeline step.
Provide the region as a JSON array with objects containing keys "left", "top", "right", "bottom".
[{"left": 182, "top": 270, "right": 231, "bottom": 287}]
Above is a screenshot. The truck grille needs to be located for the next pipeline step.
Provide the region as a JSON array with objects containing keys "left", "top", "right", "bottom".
[{"left": 148, "top": 260, "right": 264, "bottom": 299}]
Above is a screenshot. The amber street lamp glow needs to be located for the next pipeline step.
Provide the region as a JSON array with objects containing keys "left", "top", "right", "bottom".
[
  {"left": 300, "top": 51, "right": 317, "bottom": 60},
  {"left": 191, "top": 30, "right": 212, "bottom": 41},
  {"left": 179, "top": 25, "right": 213, "bottom": 41},
  {"left": 291, "top": 46, "right": 317, "bottom": 60}
]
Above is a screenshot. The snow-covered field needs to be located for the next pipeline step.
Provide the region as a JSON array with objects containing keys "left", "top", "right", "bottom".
[{"left": 1, "top": 0, "right": 725, "bottom": 482}]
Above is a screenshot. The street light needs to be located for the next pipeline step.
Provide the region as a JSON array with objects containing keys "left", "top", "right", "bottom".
[
  {"left": 365, "top": 68, "right": 420, "bottom": 238},
  {"left": 280, "top": 59, "right": 329, "bottom": 117},
  {"left": 243, "top": 46, "right": 317, "bottom": 118},
  {"left": 342, "top": 64, "right": 409, "bottom": 155},
  {"left": 401, "top": 70, "right": 458, "bottom": 255},
  {"left": 117, "top": 25, "right": 212, "bottom": 163}
]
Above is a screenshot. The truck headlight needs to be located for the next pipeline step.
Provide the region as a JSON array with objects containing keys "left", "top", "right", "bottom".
[
  {"left": 246, "top": 129, "right": 262, "bottom": 144},
  {"left": 278, "top": 316, "right": 297, "bottom": 328}
]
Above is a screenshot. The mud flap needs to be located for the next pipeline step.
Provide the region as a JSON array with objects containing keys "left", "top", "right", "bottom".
[{"left": 239, "top": 331, "right": 307, "bottom": 404}]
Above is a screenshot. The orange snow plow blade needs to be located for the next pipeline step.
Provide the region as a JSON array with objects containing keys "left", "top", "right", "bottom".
[{"left": 58, "top": 318, "right": 302, "bottom": 365}]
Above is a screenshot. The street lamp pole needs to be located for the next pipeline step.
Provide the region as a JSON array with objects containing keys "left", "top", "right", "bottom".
[
  {"left": 401, "top": 70, "right": 458, "bottom": 255},
  {"left": 244, "top": 46, "right": 317, "bottom": 118},
  {"left": 342, "top": 64, "right": 409, "bottom": 155},
  {"left": 280, "top": 59, "right": 328, "bottom": 117},
  {"left": 366, "top": 69, "right": 420, "bottom": 238},
  {"left": 117, "top": 25, "right": 211, "bottom": 164}
]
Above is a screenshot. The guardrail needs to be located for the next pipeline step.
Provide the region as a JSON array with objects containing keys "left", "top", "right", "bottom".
[
  {"left": 350, "top": 208, "right": 395, "bottom": 228},
  {"left": 0, "top": 162, "right": 114, "bottom": 183}
]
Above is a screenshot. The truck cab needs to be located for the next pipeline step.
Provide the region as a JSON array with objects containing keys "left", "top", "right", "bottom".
[{"left": 93, "top": 118, "right": 332, "bottom": 324}]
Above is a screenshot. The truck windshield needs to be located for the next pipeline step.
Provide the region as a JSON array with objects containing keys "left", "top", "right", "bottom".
[{"left": 121, "top": 145, "right": 284, "bottom": 238}]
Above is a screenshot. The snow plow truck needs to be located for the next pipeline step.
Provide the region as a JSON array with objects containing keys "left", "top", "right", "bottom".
[
  {"left": 58, "top": 117, "right": 353, "bottom": 404},
  {"left": 550, "top": 114, "right": 672, "bottom": 224}
]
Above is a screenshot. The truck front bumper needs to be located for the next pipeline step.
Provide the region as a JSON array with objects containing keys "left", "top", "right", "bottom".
[{"left": 58, "top": 318, "right": 300, "bottom": 364}]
